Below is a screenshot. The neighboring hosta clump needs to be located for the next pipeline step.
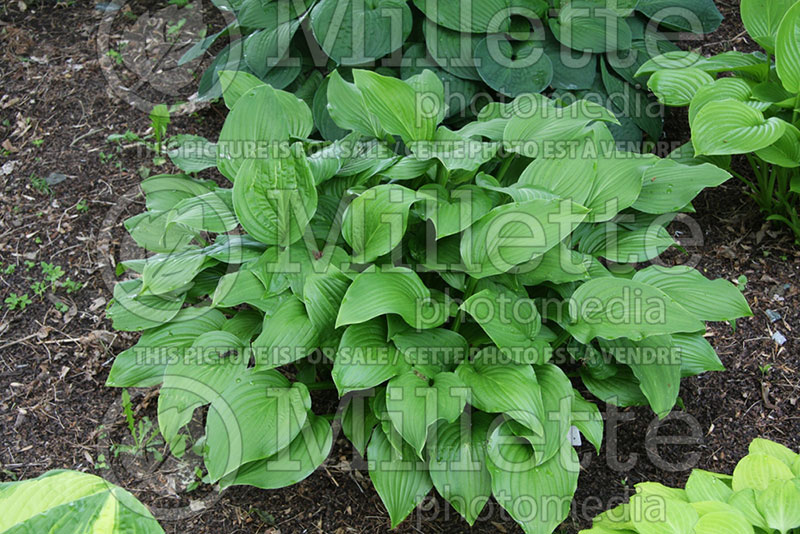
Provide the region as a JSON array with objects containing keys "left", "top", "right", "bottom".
[
  {"left": 581, "top": 438, "right": 800, "bottom": 534},
  {"left": 636, "top": 0, "right": 800, "bottom": 239},
  {"left": 0, "top": 470, "right": 163, "bottom": 534},
  {"left": 107, "top": 69, "right": 751, "bottom": 532},
  {"left": 183, "top": 0, "right": 723, "bottom": 143}
]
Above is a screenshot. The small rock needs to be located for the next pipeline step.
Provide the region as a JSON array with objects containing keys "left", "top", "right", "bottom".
[
  {"left": 772, "top": 331, "right": 787, "bottom": 346},
  {"left": 45, "top": 172, "right": 68, "bottom": 185},
  {"left": 765, "top": 309, "right": 782, "bottom": 323}
]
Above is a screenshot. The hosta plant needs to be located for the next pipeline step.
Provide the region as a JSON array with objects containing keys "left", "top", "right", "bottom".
[
  {"left": 636, "top": 0, "right": 800, "bottom": 239},
  {"left": 184, "top": 0, "right": 724, "bottom": 143},
  {"left": 107, "top": 69, "right": 751, "bottom": 532},
  {"left": 0, "top": 470, "right": 163, "bottom": 533},
  {"left": 581, "top": 438, "right": 800, "bottom": 534}
]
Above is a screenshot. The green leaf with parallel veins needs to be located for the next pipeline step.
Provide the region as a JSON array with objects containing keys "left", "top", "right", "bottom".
[
  {"left": 303, "top": 270, "right": 351, "bottom": 331},
  {"left": 411, "top": 126, "right": 499, "bottom": 172},
  {"left": 243, "top": 19, "right": 300, "bottom": 78},
  {"left": 140, "top": 173, "right": 216, "bottom": 212},
  {"left": 385, "top": 370, "right": 467, "bottom": 457},
  {"left": 342, "top": 184, "right": 419, "bottom": 263},
  {"left": 232, "top": 146, "right": 318, "bottom": 247},
  {"left": 756, "top": 479, "right": 800, "bottom": 533},
  {"left": 694, "top": 512, "right": 754, "bottom": 534},
  {"left": 475, "top": 36, "right": 554, "bottom": 97},
  {"left": 462, "top": 287, "right": 547, "bottom": 364},
  {"left": 205, "top": 369, "right": 311, "bottom": 481},
  {"left": 423, "top": 21, "right": 481, "bottom": 80},
  {"left": 417, "top": 184, "right": 493, "bottom": 239},
  {"left": 515, "top": 243, "right": 591, "bottom": 286},
  {"left": 742, "top": 0, "right": 798, "bottom": 52},
  {"left": 688, "top": 78, "right": 754, "bottom": 126},
  {"left": 333, "top": 319, "right": 411, "bottom": 395},
  {"left": 253, "top": 296, "right": 319, "bottom": 370},
  {"left": 629, "top": 493, "right": 698, "bottom": 534},
  {"left": 526, "top": 363, "right": 573, "bottom": 464},
  {"left": 673, "top": 332, "right": 724, "bottom": 377},
  {"left": 219, "top": 414, "right": 333, "bottom": 490},
  {"left": 412, "top": 0, "right": 547, "bottom": 33},
  {"left": 692, "top": 100, "right": 788, "bottom": 156},
  {"left": 124, "top": 211, "right": 197, "bottom": 254},
  {"left": 0, "top": 470, "right": 164, "bottom": 534},
  {"left": 341, "top": 393, "right": 380, "bottom": 456},
  {"left": 634, "top": 160, "right": 732, "bottom": 214},
  {"left": 756, "top": 123, "right": 800, "bottom": 168},
  {"left": 567, "top": 278, "right": 705, "bottom": 343},
  {"left": 140, "top": 248, "right": 210, "bottom": 296},
  {"left": 353, "top": 69, "right": 438, "bottom": 145},
  {"left": 461, "top": 199, "right": 589, "bottom": 279},
  {"left": 776, "top": 1, "right": 800, "bottom": 92},
  {"left": 733, "top": 453, "right": 795, "bottom": 492},
  {"left": 549, "top": 4, "right": 632, "bottom": 53},
  {"left": 325, "top": 70, "right": 384, "bottom": 139},
  {"left": 367, "top": 426, "right": 433, "bottom": 529},
  {"left": 590, "top": 225, "right": 675, "bottom": 263},
  {"left": 455, "top": 351, "right": 545, "bottom": 436},
  {"left": 685, "top": 469, "right": 734, "bottom": 503},
  {"left": 571, "top": 389, "right": 603, "bottom": 453},
  {"left": 217, "top": 70, "right": 266, "bottom": 110},
  {"left": 633, "top": 265, "right": 752, "bottom": 322},
  {"left": 749, "top": 438, "right": 799, "bottom": 468},
  {"left": 647, "top": 68, "right": 714, "bottom": 106},
  {"left": 580, "top": 364, "right": 649, "bottom": 408},
  {"left": 518, "top": 142, "right": 596, "bottom": 206},
  {"left": 167, "top": 134, "right": 217, "bottom": 173},
  {"left": 336, "top": 267, "right": 431, "bottom": 329},
  {"left": 212, "top": 268, "right": 272, "bottom": 309},
  {"left": 158, "top": 330, "right": 248, "bottom": 443},
  {"left": 310, "top": 0, "right": 412, "bottom": 66},
  {"left": 108, "top": 279, "right": 186, "bottom": 332},
  {"left": 167, "top": 189, "right": 237, "bottom": 233},
  {"left": 635, "top": 0, "right": 722, "bottom": 33},
  {"left": 427, "top": 413, "right": 493, "bottom": 526},
  {"left": 486, "top": 426, "right": 580, "bottom": 534},
  {"left": 392, "top": 328, "right": 468, "bottom": 378}
]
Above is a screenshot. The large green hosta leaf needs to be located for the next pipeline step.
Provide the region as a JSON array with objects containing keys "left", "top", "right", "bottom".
[
  {"left": 692, "top": 100, "right": 788, "bottom": 156},
  {"left": 336, "top": 267, "right": 432, "bottom": 328},
  {"left": 776, "top": 1, "right": 800, "bottom": 92},
  {"left": 549, "top": 3, "right": 632, "bottom": 53},
  {"left": 635, "top": 0, "right": 723, "bottom": 33},
  {"left": 633, "top": 160, "right": 732, "bottom": 213},
  {"left": 742, "top": 0, "right": 798, "bottom": 52},
  {"left": 413, "top": 0, "right": 547, "bottom": 33},
  {"left": 0, "top": 470, "right": 163, "bottom": 534},
  {"left": 107, "top": 279, "right": 185, "bottom": 332},
  {"left": 367, "top": 426, "right": 433, "bottom": 528},
  {"left": 232, "top": 146, "right": 318, "bottom": 247},
  {"left": 647, "top": 68, "right": 714, "bottom": 106}
]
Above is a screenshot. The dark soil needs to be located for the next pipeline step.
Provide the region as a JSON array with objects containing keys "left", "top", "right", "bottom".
[{"left": 1, "top": 2, "right": 798, "bottom": 534}]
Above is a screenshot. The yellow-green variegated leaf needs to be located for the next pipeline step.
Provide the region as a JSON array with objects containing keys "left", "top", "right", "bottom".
[
  {"left": 776, "top": 1, "right": 800, "bottom": 92},
  {"left": 692, "top": 100, "right": 788, "bottom": 156},
  {"left": 0, "top": 470, "right": 163, "bottom": 534},
  {"left": 647, "top": 68, "right": 714, "bottom": 106}
]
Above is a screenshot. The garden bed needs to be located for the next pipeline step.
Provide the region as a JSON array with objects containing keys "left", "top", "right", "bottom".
[{"left": 0, "top": 1, "right": 798, "bottom": 532}]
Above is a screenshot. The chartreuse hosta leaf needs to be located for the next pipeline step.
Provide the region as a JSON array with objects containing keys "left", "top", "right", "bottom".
[
  {"left": 692, "top": 100, "right": 788, "bottom": 156},
  {"left": 583, "top": 438, "right": 800, "bottom": 534},
  {"left": 776, "top": 1, "right": 800, "bottom": 93},
  {"left": 368, "top": 426, "right": 433, "bottom": 529},
  {"left": 742, "top": 0, "right": 799, "bottom": 52},
  {"left": 326, "top": 70, "right": 385, "bottom": 139},
  {"left": 0, "top": 470, "right": 163, "bottom": 533},
  {"left": 647, "top": 68, "right": 714, "bottom": 106}
]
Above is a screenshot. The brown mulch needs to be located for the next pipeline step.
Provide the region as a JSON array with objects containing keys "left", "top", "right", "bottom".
[{"left": 0, "top": 2, "right": 797, "bottom": 534}]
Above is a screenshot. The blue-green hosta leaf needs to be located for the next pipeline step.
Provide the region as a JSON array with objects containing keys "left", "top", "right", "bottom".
[
  {"left": 733, "top": 453, "right": 795, "bottom": 492},
  {"left": 694, "top": 512, "right": 754, "bottom": 534},
  {"left": 629, "top": 492, "right": 698, "bottom": 534},
  {"left": 647, "top": 68, "right": 715, "bottom": 106},
  {"left": 253, "top": 296, "right": 319, "bottom": 370},
  {"left": 167, "top": 189, "right": 237, "bottom": 234},
  {"left": 571, "top": 389, "right": 603, "bottom": 453},
  {"left": 353, "top": 69, "right": 438, "bottom": 145},
  {"left": 427, "top": 413, "right": 494, "bottom": 526},
  {"left": 219, "top": 414, "right": 333, "bottom": 490},
  {"left": 336, "top": 267, "right": 432, "bottom": 329},
  {"left": 124, "top": 211, "right": 197, "bottom": 254},
  {"left": 412, "top": 0, "right": 547, "bottom": 33},
  {"left": 756, "top": 123, "right": 800, "bottom": 168},
  {"left": 461, "top": 198, "right": 589, "bottom": 279},
  {"left": 475, "top": 36, "right": 554, "bottom": 97},
  {"left": 0, "top": 470, "right": 164, "bottom": 534},
  {"left": 637, "top": 51, "right": 767, "bottom": 78},
  {"left": 205, "top": 369, "right": 311, "bottom": 481},
  {"left": 232, "top": 146, "right": 318, "bottom": 247},
  {"left": 385, "top": 370, "right": 468, "bottom": 457},
  {"left": 685, "top": 469, "right": 734, "bottom": 503},
  {"left": 310, "top": 0, "right": 411, "bottom": 66},
  {"left": 106, "top": 308, "right": 226, "bottom": 387},
  {"left": 158, "top": 330, "right": 248, "bottom": 443},
  {"left": 633, "top": 265, "right": 752, "bottom": 322},
  {"left": 756, "top": 479, "right": 800, "bottom": 532},
  {"left": 108, "top": 279, "right": 185, "bottom": 332},
  {"left": 325, "top": 70, "right": 385, "bottom": 139},
  {"left": 342, "top": 184, "right": 420, "bottom": 264},
  {"left": 216, "top": 84, "right": 313, "bottom": 181},
  {"left": 673, "top": 332, "right": 724, "bottom": 377},
  {"left": 455, "top": 351, "right": 545, "bottom": 436},
  {"left": 544, "top": 31, "right": 598, "bottom": 91},
  {"left": 692, "top": 100, "right": 788, "bottom": 156},
  {"left": 416, "top": 184, "right": 493, "bottom": 239},
  {"left": 423, "top": 21, "right": 481, "bottom": 80},
  {"left": 599, "top": 336, "right": 681, "bottom": 418},
  {"left": 486, "top": 426, "right": 580, "bottom": 534},
  {"left": 140, "top": 248, "right": 211, "bottom": 296},
  {"left": 635, "top": 0, "right": 722, "bottom": 33},
  {"left": 742, "top": 0, "right": 799, "bottom": 52},
  {"left": 567, "top": 278, "right": 705, "bottom": 343},
  {"left": 776, "top": 1, "right": 800, "bottom": 92},
  {"left": 549, "top": 4, "right": 632, "bottom": 53},
  {"left": 333, "top": 319, "right": 412, "bottom": 395},
  {"left": 367, "top": 426, "right": 433, "bottom": 529},
  {"left": 688, "top": 78, "right": 755, "bottom": 126},
  {"left": 461, "top": 287, "right": 547, "bottom": 364},
  {"left": 634, "top": 160, "right": 732, "bottom": 214}
]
